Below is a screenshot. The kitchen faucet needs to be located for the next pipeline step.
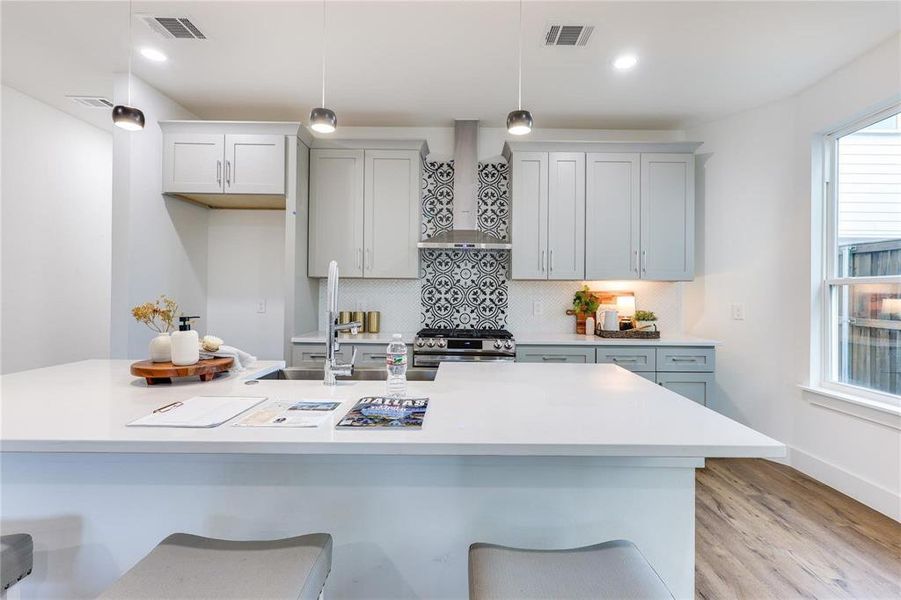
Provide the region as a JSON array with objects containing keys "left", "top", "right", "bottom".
[{"left": 324, "top": 260, "right": 361, "bottom": 385}]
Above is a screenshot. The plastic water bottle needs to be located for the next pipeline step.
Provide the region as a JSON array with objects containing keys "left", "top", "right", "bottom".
[{"left": 386, "top": 334, "right": 408, "bottom": 397}]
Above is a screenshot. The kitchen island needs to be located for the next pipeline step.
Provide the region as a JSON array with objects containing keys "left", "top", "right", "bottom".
[{"left": 1, "top": 360, "right": 783, "bottom": 599}]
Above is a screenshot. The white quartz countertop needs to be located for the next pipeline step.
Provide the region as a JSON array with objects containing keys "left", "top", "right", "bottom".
[
  {"left": 292, "top": 331, "right": 719, "bottom": 346},
  {"left": 0, "top": 360, "right": 782, "bottom": 458}
]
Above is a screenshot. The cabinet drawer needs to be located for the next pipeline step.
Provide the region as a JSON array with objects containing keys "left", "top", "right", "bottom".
[
  {"left": 656, "top": 372, "right": 715, "bottom": 406},
  {"left": 656, "top": 347, "right": 715, "bottom": 372},
  {"left": 516, "top": 346, "right": 595, "bottom": 364},
  {"left": 291, "top": 343, "right": 352, "bottom": 367},
  {"left": 596, "top": 347, "right": 656, "bottom": 372},
  {"left": 354, "top": 344, "right": 412, "bottom": 368}
]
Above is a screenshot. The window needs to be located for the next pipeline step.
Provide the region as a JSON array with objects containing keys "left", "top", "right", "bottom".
[{"left": 823, "top": 108, "right": 901, "bottom": 402}]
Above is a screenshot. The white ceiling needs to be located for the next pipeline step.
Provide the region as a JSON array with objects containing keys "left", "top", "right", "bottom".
[{"left": 2, "top": 1, "right": 899, "bottom": 132}]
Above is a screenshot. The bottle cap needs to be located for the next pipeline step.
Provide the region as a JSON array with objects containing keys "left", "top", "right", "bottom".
[{"left": 392, "top": 333, "right": 402, "bottom": 339}]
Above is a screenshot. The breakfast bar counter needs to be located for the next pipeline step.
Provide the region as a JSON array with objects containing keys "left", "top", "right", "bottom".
[{"left": 1, "top": 360, "right": 783, "bottom": 599}]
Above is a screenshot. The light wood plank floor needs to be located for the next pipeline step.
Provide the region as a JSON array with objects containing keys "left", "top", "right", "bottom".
[{"left": 696, "top": 459, "right": 901, "bottom": 600}]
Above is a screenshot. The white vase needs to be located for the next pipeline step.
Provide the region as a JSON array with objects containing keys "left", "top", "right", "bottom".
[{"left": 149, "top": 333, "right": 172, "bottom": 363}]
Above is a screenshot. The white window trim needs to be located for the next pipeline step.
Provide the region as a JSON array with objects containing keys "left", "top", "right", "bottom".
[{"left": 814, "top": 103, "right": 901, "bottom": 414}]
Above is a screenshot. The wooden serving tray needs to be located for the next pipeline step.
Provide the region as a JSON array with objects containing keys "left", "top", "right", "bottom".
[
  {"left": 595, "top": 329, "right": 661, "bottom": 339},
  {"left": 130, "top": 357, "right": 234, "bottom": 385}
]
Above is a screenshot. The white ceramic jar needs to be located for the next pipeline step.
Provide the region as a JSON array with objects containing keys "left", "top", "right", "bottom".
[{"left": 149, "top": 333, "right": 172, "bottom": 363}]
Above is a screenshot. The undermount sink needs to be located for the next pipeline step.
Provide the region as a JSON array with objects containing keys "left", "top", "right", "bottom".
[{"left": 253, "top": 368, "right": 438, "bottom": 382}]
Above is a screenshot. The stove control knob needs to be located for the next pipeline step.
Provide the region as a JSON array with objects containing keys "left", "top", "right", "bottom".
[
  {"left": 427, "top": 340, "right": 435, "bottom": 348},
  {"left": 437, "top": 339, "right": 447, "bottom": 348},
  {"left": 504, "top": 341, "right": 513, "bottom": 349},
  {"left": 494, "top": 340, "right": 502, "bottom": 349},
  {"left": 416, "top": 339, "right": 425, "bottom": 347}
]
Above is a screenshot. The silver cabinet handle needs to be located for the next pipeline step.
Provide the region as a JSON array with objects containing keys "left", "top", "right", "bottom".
[
  {"left": 541, "top": 356, "right": 567, "bottom": 362},
  {"left": 549, "top": 249, "right": 554, "bottom": 273},
  {"left": 217, "top": 160, "right": 222, "bottom": 185},
  {"left": 356, "top": 248, "right": 363, "bottom": 270},
  {"left": 540, "top": 250, "right": 545, "bottom": 272},
  {"left": 368, "top": 354, "right": 387, "bottom": 360},
  {"left": 633, "top": 249, "right": 639, "bottom": 273},
  {"left": 670, "top": 357, "right": 698, "bottom": 362},
  {"left": 308, "top": 354, "right": 326, "bottom": 360},
  {"left": 225, "top": 160, "right": 232, "bottom": 187},
  {"left": 610, "top": 357, "right": 638, "bottom": 363},
  {"left": 641, "top": 249, "right": 647, "bottom": 272}
]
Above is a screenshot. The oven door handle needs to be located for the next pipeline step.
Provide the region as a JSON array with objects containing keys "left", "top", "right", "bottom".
[{"left": 413, "top": 354, "right": 515, "bottom": 367}]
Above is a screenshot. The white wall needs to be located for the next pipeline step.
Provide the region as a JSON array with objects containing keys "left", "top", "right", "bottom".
[
  {"left": 0, "top": 86, "right": 112, "bottom": 373},
  {"left": 110, "top": 76, "right": 209, "bottom": 359},
  {"left": 685, "top": 33, "right": 901, "bottom": 519},
  {"left": 207, "top": 210, "right": 285, "bottom": 359}
]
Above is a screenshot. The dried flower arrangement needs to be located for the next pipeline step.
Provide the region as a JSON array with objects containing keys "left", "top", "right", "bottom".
[{"left": 131, "top": 295, "right": 180, "bottom": 333}]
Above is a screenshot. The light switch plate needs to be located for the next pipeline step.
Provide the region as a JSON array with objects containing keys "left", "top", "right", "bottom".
[
  {"left": 257, "top": 299, "right": 267, "bottom": 314},
  {"left": 730, "top": 303, "right": 745, "bottom": 320},
  {"left": 533, "top": 301, "right": 544, "bottom": 316}
]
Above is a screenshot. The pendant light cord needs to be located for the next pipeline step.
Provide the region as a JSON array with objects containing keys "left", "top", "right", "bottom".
[
  {"left": 127, "top": 0, "right": 133, "bottom": 105},
  {"left": 321, "top": 0, "right": 326, "bottom": 107},
  {"left": 517, "top": 0, "right": 522, "bottom": 110}
]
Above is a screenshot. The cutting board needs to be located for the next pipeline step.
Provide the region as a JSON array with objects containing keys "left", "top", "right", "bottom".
[{"left": 130, "top": 358, "right": 234, "bottom": 385}]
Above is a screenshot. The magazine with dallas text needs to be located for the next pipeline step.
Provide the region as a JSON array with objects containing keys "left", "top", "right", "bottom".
[{"left": 336, "top": 396, "right": 429, "bottom": 429}]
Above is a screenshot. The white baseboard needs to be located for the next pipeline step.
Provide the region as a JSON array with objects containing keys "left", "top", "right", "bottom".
[{"left": 787, "top": 446, "right": 900, "bottom": 522}]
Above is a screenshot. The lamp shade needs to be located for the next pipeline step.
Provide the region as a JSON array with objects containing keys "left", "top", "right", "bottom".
[
  {"left": 615, "top": 295, "right": 636, "bottom": 317},
  {"left": 112, "top": 105, "right": 145, "bottom": 131},
  {"left": 310, "top": 107, "right": 337, "bottom": 133},
  {"left": 506, "top": 109, "right": 533, "bottom": 135}
]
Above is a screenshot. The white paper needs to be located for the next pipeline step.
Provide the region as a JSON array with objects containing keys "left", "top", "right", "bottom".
[
  {"left": 233, "top": 400, "right": 341, "bottom": 428},
  {"left": 128, "top": 396, "right": 266, "bottom": 428}
]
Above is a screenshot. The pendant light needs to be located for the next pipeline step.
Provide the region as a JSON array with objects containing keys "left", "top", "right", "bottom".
[
  {"left": 506, "top": 0, "right": 532, "bottom": 135},
  {"left": 112, "top": 0, "right": 145, "bottom": 131},
  {"left": 310, "top": 0, "right": 337, "bottom": 133}
]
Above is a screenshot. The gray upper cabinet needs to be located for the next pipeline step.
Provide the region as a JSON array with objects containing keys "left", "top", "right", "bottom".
[
  {"left": 163, "top": 133, "right": 226, "bottom": 194},
  {"left": 505, "top": 141, "right": 699, "bottom": 282},
  {"left": 225, "top": 134, "right": 285, "bottom": 195},
  {"left": 641, "top": 154, "right": 695, "bottom": 281},
  {"left": 308, "top": 141, "right": 426, "bottom": 279},
  {"left": 585, "top": 153, "right": 641, "bottom": 280},
  {"left": 511, "top": 152, "right": 548, "bottom": 279},
  {"left": 511, "top": 152, "right": 585, "bottom": 280},
  {"left": 547, "top": 153, "right": 586, "bottom": 280},
  {"left": 364, "top": 150, "right": 421, "bottom": 278},
  {"left": 309, "top": 149, "right": 365, "bottom": 278}
]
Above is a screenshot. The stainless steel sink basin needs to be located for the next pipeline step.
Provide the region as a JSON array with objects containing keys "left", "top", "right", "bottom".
[{"left": 253, "top": 368, "right": 438, "bottom": 382}]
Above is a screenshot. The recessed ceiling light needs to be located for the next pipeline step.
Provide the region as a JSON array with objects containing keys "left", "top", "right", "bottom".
[
  {"left": 613, "top": 53, "right": 638, "bottom": 71},
  {"left": 140, "top": 47, "right": 167, "bottom": 62}
]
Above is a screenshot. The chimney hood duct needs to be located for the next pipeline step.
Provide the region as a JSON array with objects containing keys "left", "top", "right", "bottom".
[{"left": 417, "top": 120, "right": 511, "bottom": 250}]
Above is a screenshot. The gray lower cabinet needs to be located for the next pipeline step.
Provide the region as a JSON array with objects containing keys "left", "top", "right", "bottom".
[
  {"left": 656, "top": 346, "right": 715, "bottom": 372},
  {"left": 355, "top": 345, "right": 412, "bottom": 368},
  {"left": 655, "top": 372, "right": 715, "bottom": 406},
  {"left": 595, "top": 347, "right": 656, "bottom": 372},
  {"left": 515, "top": 345, "right": 595, "bottom": 364},
  {"left": 291, "top": 342, "right": 409, "bottom": 368}
]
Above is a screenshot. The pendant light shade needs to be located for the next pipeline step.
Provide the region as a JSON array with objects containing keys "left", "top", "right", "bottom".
[
  {"left": 310, "top": 0, "right": 337, "bottom": 134},
  {"left": 506, "top": 109, "right": 533, "bottom": 136},
  {"left": 112, "top": 0, "right": 144, "bottom": 131},
  {"left": 309, "top": 107, "right": 337, "bottom": 134},
  {"left": 507, "top": 0, "right": 532, "bottom": 136},
  {"left": 112, "top": 104, "right": 146, "bottom": 131}
]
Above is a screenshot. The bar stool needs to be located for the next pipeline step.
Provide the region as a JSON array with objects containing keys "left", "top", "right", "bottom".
[
  {"left": 98, "top": 533, "right": 332, "bottom": 600},
  {"left": 469, "top": 539, "right": 673, "bottom": 600},
  {"left": 1, "top": 534, "right": 33, "bottom": 595}
]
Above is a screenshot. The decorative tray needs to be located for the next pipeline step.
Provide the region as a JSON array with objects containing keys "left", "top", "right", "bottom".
[
  {"left": 130, "top": 357, "right": 234, "bottom": 385},
  {"left": 595, "top": 329, "right": 661, "bottom": 339}
]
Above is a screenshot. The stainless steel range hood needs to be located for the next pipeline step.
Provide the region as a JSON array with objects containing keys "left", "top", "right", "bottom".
[{"left": 417, "top": 120, "right": 511, "bottom": 250}]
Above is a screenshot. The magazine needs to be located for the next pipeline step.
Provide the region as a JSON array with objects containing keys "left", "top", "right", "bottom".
[
  {"left": 234, "top": 400, "right": 341, "bottom": 428},
  {"left": 336, "top": 396, "right": 429, "bottom": 429}
]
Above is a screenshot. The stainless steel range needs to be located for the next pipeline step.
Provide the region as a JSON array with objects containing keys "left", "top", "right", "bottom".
[{"left": 413, "top": 328, "right": 516, "bottom": 368}]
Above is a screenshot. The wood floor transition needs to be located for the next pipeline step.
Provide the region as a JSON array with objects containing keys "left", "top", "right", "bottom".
[{"left": 696, "top": 458, "right": 901, "bottom": 599}]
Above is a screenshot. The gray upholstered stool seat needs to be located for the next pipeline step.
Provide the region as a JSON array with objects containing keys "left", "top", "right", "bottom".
[
  {"left": 98, "top": 533, "right": 332, "bottom": 600},
  {"left": 1, "top": 533, "right": 34, "bottom": 591},
  {"left": 469, "top": 539, "right": 673, "bottom": 600}
]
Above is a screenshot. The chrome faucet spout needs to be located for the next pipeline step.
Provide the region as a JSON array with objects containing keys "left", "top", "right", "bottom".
[{"left": 324, "top": 261, "right": 357, "bottom": 385}]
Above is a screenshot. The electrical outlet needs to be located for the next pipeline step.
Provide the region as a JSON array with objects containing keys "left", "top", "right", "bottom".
[
  {"left": 257, "top": 299, "right": 267, "bottom": 314},
  {"left": 533, "top": 301, "right": 544, "bottom": 316},
  {"left": 730, "top": 303, "right": 745, "bottom": 320}
]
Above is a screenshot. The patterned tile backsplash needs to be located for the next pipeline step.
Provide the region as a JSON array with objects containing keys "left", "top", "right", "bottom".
[{"left": 316, "top": 155, "right": 684, "bottom": 335}]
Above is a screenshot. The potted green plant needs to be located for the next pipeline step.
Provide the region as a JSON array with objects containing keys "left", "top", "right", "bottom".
[
  {"left": 634, "top": 310, "right": 658, "bottom": 331},
  {"left": 566, "top": 286, "right": 600, "bottom": 334}
]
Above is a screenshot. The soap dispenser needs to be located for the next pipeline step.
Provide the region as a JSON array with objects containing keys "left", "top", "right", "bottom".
[{"left": 171, "top": 316, "right": 200, "bottom": 366}]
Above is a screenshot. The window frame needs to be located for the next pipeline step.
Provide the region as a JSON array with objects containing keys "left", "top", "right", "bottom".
[{"left": 819, "top": 104, "right": 901, "bottom": 407}]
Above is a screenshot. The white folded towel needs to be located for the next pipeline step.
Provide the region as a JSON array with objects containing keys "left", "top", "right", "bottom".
[{"left": 200, "top": 345, "right": 257, "bottom": 372}]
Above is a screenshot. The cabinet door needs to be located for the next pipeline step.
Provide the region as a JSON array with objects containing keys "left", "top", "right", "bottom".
[
  {"left": 162, "top": 133, "right": 224, "bottom": 193},
  {"left": 640, "top": 154, "right": 694, "bottom": 281},
  {"left": 547, "top": 153, "right": 585, "bottom": 280},
  {"left": 656, "top": 372, "right": 714, "bottom": 406},
  {"left": 364, "top": 150, "right": 421, "bottom": 278},
  {"left": 291, "top": 343, "right": 352, "bottom": 367},
  {"left": 585, "top": 153, "right": 640, "bottom": 280},
  {"left": 309, "top": 149, "right": 365, "bottom": 278},
  {"left": 515, "top": 345, "right": 595, "bottom": 363},
  {"left": 595, "top": 346, "right": 656, "bottom": 372},
  {"left": 656, "top": 347, "right": 715, "bottom": 372},
  {"left": 511, "top": 152, "right": 549, "bottom": 279},
  {"left": 224, "top": 134, "right": 285, "bottom": 195}
]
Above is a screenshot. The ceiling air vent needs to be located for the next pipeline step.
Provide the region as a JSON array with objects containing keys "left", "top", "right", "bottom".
[
  {"left": 544, "top": 24, "right": 594, "bottom": 47},
  {"left": 66, "top": 95, "right": 114, "bottom": 109},
  {"left": 142, "top": 16, "right": 206, "bottom": 40}
]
